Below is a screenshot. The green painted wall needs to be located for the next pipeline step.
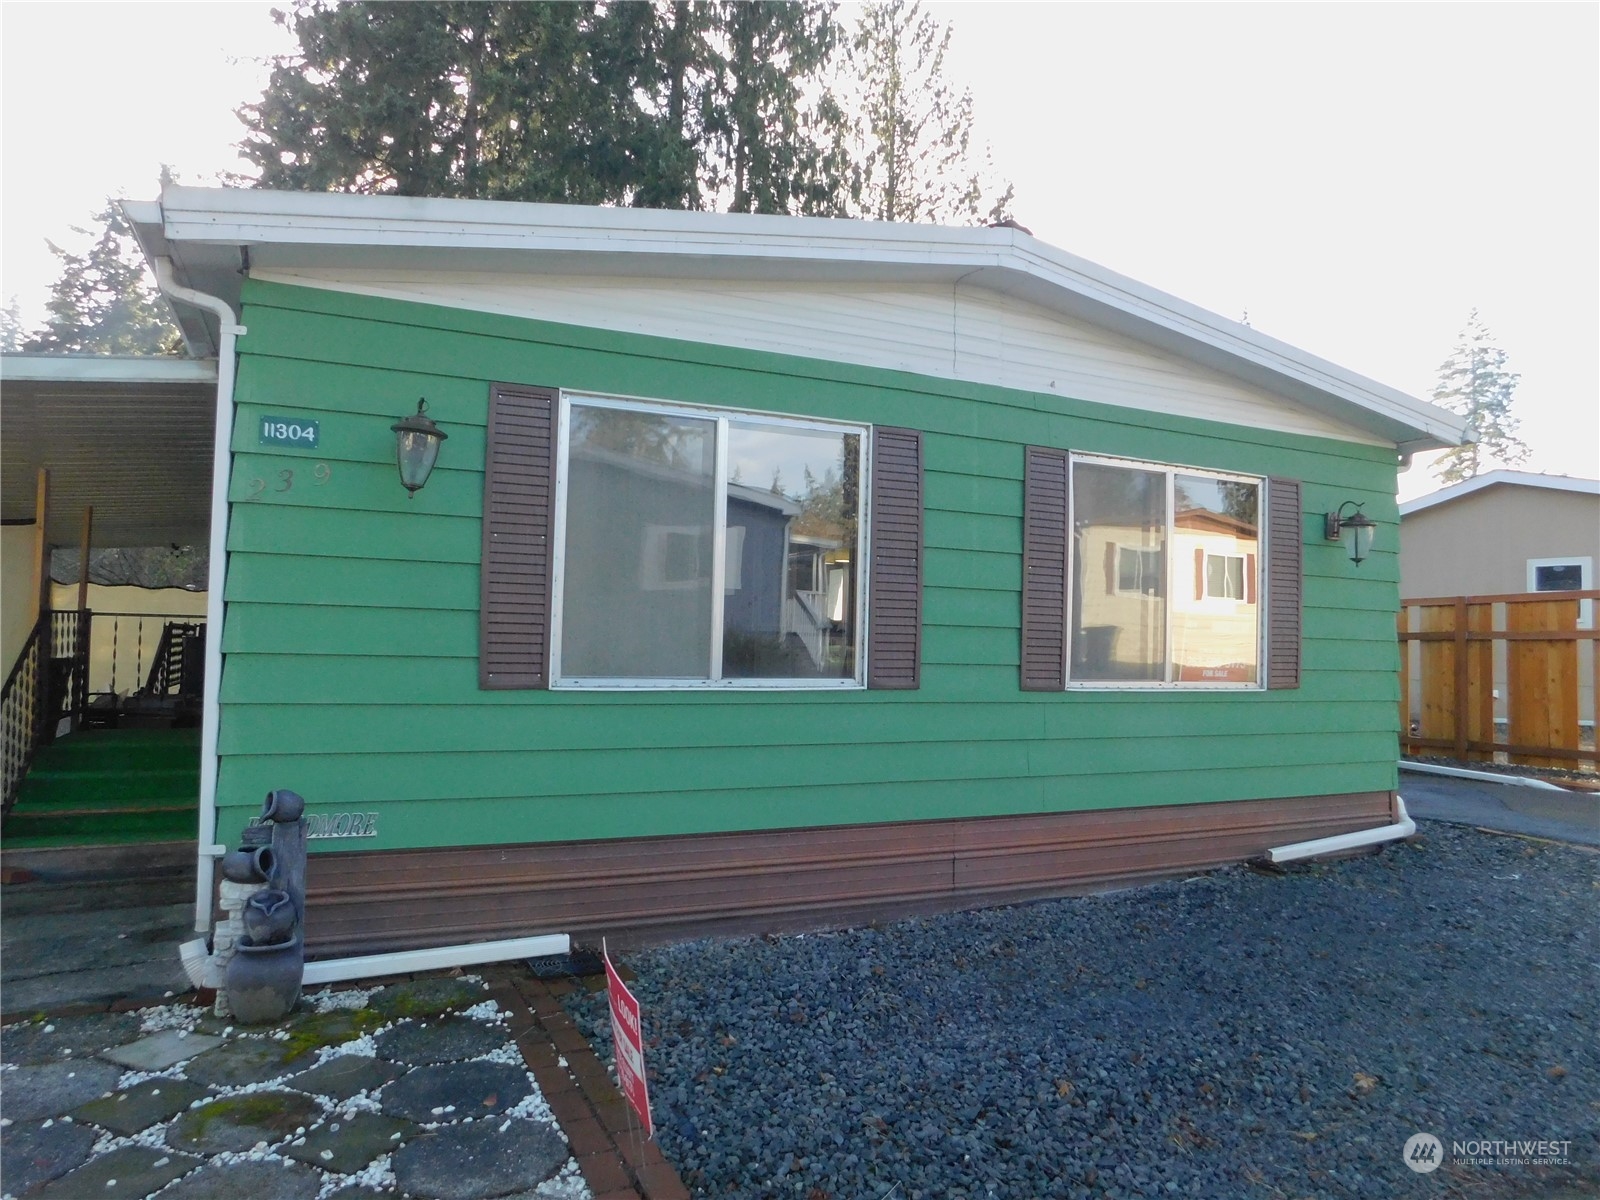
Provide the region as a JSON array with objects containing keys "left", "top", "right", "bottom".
[{"left": 219, "top": 279, "right": 1402, "bottom": 851}]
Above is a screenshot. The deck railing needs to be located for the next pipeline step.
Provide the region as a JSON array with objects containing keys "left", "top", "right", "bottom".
[
  {"left": 85, "top": 611, "right": 207, "bottom": 704},
  {"left": 1399, "top": 590, "right": 1599, "bottom": 771}
]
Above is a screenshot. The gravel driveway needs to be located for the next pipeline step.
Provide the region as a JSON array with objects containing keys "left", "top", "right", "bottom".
[{"left": 569, "top": 823, "right": 1598, "bottom": 1199}]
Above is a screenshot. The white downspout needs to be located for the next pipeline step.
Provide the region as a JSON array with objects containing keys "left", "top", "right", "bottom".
[
  {"left": 151, "top": 257, "right": 244, "bottom": 934},
  {"left": 1264, "top": 795, "right": 1417, "bottom": 865}
]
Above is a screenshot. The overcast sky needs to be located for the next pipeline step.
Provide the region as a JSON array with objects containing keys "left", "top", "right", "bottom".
[{"left": 3, "top": 3, "right": 1594, "bottom": 501}]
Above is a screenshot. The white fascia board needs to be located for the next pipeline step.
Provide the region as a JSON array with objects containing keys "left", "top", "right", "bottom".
[
  {"left": 149, "top": 185, "right": 1467, "bottom": 449},
  {"left": 0, "top": 353, "right": 218, "bottom": 385},
  {"left": 1399, "top": 470, "right": 1600, "bottom": 516}
]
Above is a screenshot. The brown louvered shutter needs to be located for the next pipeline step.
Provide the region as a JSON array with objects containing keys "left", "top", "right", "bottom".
[
  {"left": 480, "top": 384, "right": 558, "bottom": 689},
  {"left": 1021, "top": 446, "right": 1068, "bottom": 691},
  {"left": 1265, "top": 476, "right": 1303, "bottom": 689},
  {"left": 867, "top": 427, "right": 923, "bottom": 689}
]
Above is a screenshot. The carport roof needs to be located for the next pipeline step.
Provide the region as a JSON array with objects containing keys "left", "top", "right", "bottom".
[{"left": 0, "top": 354, "right": 216, "bottom": 546}]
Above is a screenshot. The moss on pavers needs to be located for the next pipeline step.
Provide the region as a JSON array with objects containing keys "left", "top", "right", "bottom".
[
  {"left": 30, "top": 1144, "right": 201, "bottom": 1200},
  {"left": 166, "top": 1090, "right": 321, "bottom": 1155},
  {"left": 72, "top": 1077, "right": 211, "bottom": 1135},
  {"left": 367, "top": 976, "right": 489, "bottom": 1020},
  {"left": 277, "top": 1007, "right": 387, "bottom": 1060},
  {"left": 182, "top": 1035, "right": 309, "bottom": 1087},
  {"left": 281, "top": 1111, "right": 416, "bottom": 1174}
]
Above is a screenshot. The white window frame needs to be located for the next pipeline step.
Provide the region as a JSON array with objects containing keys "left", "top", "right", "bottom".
[
  {"left": 550, "top": 391, "right": 871, "bottom": 690},
  {"left": 1113, "top": 544, "right": 1163, "bottom": 597},
  {"left": 1204, "top": 552, "right": 1248, "bottom": 601},
  {"left": 1066, "top": 452, "right": 1265, "bottom": 691},
  {"left": 1527, "top": 555, "right": 1594, "bottom": 629}
]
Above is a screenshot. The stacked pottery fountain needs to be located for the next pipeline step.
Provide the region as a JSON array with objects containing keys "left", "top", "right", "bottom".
[{"left": 218, "top": 789, "right": 308, "bottom": 1023}]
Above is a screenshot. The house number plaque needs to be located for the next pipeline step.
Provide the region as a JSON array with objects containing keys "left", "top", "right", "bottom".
[
  {"left": 306, "top": 812, "right": 379, "bottom": 839},
  {"left": 258, "top": 416, "right": 320, "bottom": 448}
]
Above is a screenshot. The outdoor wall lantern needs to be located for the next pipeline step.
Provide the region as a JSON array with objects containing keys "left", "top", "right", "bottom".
[
  {"left": 1325, "top": 501, "right": 1377, "bottom": 566},
  {"left": 391, "top": 399, "right": 448, "bottom": 497}
]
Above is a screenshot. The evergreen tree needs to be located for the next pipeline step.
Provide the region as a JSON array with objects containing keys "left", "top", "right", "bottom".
[
  {"left": 846, "top": 0, "right": 1011, "bottom": 224},
  {"left": 1430, "top": 310, "right": 1529, "bottom": 483},
  {"left": 22, "top": 203, "right": 182, "bottom": 356},
  {"left": 700, "top": 2, "right": 854, "bottom": 216},
  {"left": 239, "top": 1, "right": 854, "bottom": 216},
  {"left": 0, "top": 299, "right": 25, "bottom": 353}
]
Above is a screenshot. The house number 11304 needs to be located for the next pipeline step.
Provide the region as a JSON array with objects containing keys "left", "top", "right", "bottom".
[{"left": 259, "top": 415, "right": 320, "bottom": 447}]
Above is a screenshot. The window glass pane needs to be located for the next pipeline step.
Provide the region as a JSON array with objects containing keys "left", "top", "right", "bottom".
[
  {"left": 1534, "top": 563, "right": 1583, "bottom": 591},
  {"left": 562, "top": 405, "right": 716, "bottom": 678},
  {"left": 724, "top": 422, "right": 860, "bottom": 679},
  {"left": 1173, "top": 474, "right": 1258, "bottom": 684},
  {"left": 1072, "top": 463, "right": 1166, "bottom": 681}
]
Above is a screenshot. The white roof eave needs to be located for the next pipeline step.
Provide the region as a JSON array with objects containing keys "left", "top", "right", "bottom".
[
  {"left": 145, "top": 185, "right": 1468, "bottom": 451},
  {"left": 1399, "top": 470, "right": 1600, "bottom": 516}
]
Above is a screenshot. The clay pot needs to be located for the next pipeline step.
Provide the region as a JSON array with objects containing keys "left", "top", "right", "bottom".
[
  {"left": 241, "top": 889, "right": 297, "bottom": 945},
  {"left": 261, "top": 789, "right": 305, "bottom": 823},
  {"left": 226, "top": 933, "right": 303, "bottom": 1024},
  {"left": 219, "top": 846, "right": 275, "bottom": 884}
]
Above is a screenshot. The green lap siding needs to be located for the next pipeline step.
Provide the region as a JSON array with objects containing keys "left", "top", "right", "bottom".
[{"left": 218, "top": 280, "right": 1402, "bottom": 850}]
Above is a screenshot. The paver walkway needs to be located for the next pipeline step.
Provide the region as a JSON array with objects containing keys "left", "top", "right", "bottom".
[{"left": 0, "top": 969, "right": 686, "bottom": 1200}]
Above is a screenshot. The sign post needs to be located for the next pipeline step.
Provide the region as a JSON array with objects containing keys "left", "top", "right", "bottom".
[{"left": 604, "top": 941, "right": 652, "bottom": 1139}]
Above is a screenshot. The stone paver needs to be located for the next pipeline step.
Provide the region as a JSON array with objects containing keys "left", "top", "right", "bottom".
[
  {"left": 72, "top": 1077, "right": 212, "bottom": 1135},
  {"left": 99, "top": 1028, "right": 222, "bottom": 1071},
  {"left": 182, "top": 1034, "right": 305, "bottom": 1087},
  {"left": 0, "top": 1119, "right": 98, "bottom": 1194},
  {"left": 380, "top": 1059, "right": 532, "bottom": 1124},
  {"left": 166, "top": 1089, "right": 321, "bottom": 1155},
  {"left": 285, "top": 1052, "right": 405, "bottom": 1100},
  {"left": 154, "top": 1157, "right": 324, "bottom": 1200},
  {"left": 0, "top": 970, "right": 625, "bottom": 1200},
  {"left": 277, "top": 1007, "right": 386, "bottom": 1051},
  {"left": 2, "top": 1058, "right": 122, "bottom": 1120},
  {"left": 374, "top": 1015, "right": 504, "bottom": 1065},
  {"left": 392, "top": 1117, "right": 568, "bottom": 1200},
  {"left": 369, "top": 977, "right": 487, "bottom": 1019},
  {"left": 281, "top": 1110, "right": 415, "bottom": 1174},
  {"left": 31, "top": 1143, "right": 201, "bottom": 1200},
  {"left": 0, "top": 1011, "right": 142, "bottom": 1065}
]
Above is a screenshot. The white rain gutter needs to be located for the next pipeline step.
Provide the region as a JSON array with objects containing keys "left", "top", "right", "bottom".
[
  {"left": 151, "top": 257, "right": 243, "bottom": 933},
  {"left": 1398, "top": 760, "right": 1567, "bottom": 792},
  {"left": 1265, "top": 795, "right": 1417, "bottom": 864},
  {"left": 301, "top": 933, "right": 571, "bottom": 987}
]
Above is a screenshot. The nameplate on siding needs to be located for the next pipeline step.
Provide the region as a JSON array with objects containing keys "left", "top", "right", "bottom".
[
  {"left": 258, "top": 415, "right": 320, "bottom": 448},
  {"left": 306, "top": 812, "right": 378, "bottom": 839}
]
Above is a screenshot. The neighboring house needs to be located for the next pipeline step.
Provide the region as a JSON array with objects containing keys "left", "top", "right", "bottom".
[
  {"left": 1399, "top": 470, "right": 1600, "bottom": 728},
  {"left": 1399, "top": 471, "right": 1599, "bottom": 603},
  {"left": 26, "top": 184, "right": 1461, "bottom": 961}
]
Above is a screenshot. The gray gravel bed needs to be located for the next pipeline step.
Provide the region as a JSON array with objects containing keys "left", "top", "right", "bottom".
[{"left": 568, "top": 823, "right": 1599, "bottom": 1199}]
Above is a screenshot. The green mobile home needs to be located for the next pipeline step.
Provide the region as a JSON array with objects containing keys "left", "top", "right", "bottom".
[{"left": 121, "top": 186, "right": 1462, "bottom": 961}]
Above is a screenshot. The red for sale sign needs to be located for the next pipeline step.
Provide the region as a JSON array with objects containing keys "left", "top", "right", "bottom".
[{"left": 604, "top": 941, "right": 653, "bottom": 1138}]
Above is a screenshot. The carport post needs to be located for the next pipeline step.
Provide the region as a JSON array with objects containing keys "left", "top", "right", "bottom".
[{"left": 31, "top": 468, "right": 50, "bottom": 615}]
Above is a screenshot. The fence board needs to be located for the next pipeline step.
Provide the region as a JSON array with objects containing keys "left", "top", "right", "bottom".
[
  {"left": 1507, "top": 598, "right": 1579, "bottom": 768},
  {"left": 1400, "top": 590, "right": 1595, "bottom": 773}
]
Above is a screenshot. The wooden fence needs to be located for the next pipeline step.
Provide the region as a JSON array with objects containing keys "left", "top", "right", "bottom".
[{"left": 1399, "top": 590, "right": 1599, "bottom": 771}]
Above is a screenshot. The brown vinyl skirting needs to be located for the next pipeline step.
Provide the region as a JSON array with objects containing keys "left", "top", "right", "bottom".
[{"left": 301, "top": 791, "right": 1396, "bottom": 959}]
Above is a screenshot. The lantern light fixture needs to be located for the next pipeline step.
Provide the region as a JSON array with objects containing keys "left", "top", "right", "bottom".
[
  {"left": 391, "top": 398, "right": 448, "bottom": 497},
  {"left": 1324, "top": 501, "right": 1377, "bottom": 566}
]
